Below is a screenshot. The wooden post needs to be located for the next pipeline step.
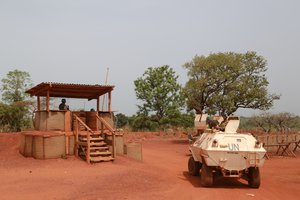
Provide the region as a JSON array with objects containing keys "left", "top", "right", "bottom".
[
  {"left": 75, "top": 120, "right": 79, "bottom": 157},
  {"left": 87, "top": 131, "right": 90, "bottom": 164},
  {"left": 43, "top": 136, "right": 45, "bottom": 159},
  {"left": 46, "top": 90, "right": 50, "bottom": 112},
  {"left": 112, "top": 132, "right": 116, "bottom": 158},
  {"left": 101, "top": 121, "right": 104, "bottom": 136},
  {"left": 108, "top": 91, "right": 112, "bottom": 112},
  {"left": 65, "top": 135, "right": 69, "bottom": 156},
  {"left": 64, "top": 111, "right": 71, "bottom": 132},
  {"left": 293, "top": 140, "right": 300, "bottom": 152},
  {"left": 65, "top": 115, "right": 69, "bottom": 155},
  {"left": 37, "top": 96, "right": 40, "bottom": 111},
  {"left": 97, "top": 96, "right": 100, "bottom": 112}
]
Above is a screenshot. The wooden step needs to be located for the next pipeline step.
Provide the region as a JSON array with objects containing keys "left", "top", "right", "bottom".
[
  {"left": 90, "top": 141, "right": 107, "bottom": 146},
  {"left": 78, "top": 141, "right": 107, "bottom": 147},
  {"left": 78, "top": 131, "right": 103, "bottom": 136},
  {"left": 89, "top": 146, "right": 109, "bottom": 151},
  {"left": 80, "top": 151, "right": 112, "bottom": 156},
  {"left": 90, "top": 156, "right": 114, "bottom": 162},
  {"left": 94, "top": 130, "right": 110, "bottom": 134},
  {"left": 78, "top": 130, "right": 110, "bottom": 136},
  {"left": 91, "top": 151, "right": 112, "bottom": 156},
  {"left": 79, "top": 137, "right": 104, "bottom": 142}
]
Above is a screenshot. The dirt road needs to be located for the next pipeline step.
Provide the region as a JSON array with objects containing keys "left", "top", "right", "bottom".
[{"left": 0, "top": 133, "right": 299, "bottom": 200}]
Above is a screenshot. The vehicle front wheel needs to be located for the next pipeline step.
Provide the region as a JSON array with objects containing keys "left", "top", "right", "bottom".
[
  {"left": 201, "top": 162, "right": 213, "bottom": 187},
  {"left": 248, "top": 167, "right": 261, "bottom": 188},
  {"left": 188, "top": 156, "right": 201, "bottom": 176}
]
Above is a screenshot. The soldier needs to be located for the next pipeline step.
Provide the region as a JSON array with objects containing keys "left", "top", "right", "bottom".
[
  {"left": 207, "top": 118, "right": 220, "bottom": 129},
  {"left": 218, "top": 116, "right": 228, "bottom": 131},
  {"left": 59, "top": 99, "right": 69, "bottom": 110}
]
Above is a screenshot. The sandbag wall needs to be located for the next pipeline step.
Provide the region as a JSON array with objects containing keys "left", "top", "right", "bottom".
[{"left": 19, "top": 131, "right": 75, "bottom": 159}]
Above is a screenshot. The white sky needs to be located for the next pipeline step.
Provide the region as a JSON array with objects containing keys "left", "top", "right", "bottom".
[{"left": 0, "top": 0, "right": 299, "bottom": 116}]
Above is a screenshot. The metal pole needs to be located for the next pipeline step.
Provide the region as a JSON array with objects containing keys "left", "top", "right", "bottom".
[{"left": 102, "top": 67, "right": 109, "bottom": 111}]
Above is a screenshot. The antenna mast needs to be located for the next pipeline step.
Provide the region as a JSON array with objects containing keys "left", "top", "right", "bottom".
[{"left": 102, "top": 67, "right": 109, "bottom": 111}]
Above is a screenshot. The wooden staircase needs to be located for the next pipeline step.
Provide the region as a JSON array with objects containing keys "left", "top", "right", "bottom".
[
  {"left": 78, "top": 132, "right": 114, "bottom": 163},
  {"left": 73, "top": 114, "right": 116, "bottom": 164}
]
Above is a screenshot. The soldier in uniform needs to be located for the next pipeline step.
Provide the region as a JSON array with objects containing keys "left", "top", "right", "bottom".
[{"left": 59, "top": 99, "right": 69, "bottom": 110}]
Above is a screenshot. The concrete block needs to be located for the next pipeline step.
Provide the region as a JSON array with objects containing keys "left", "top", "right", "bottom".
[{"left": 125, "top": 142, "right": 142, "bottom": 161}]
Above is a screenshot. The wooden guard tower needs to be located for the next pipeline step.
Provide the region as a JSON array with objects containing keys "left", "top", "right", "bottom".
[{"left": 23, "top": 82, "right": 118, "bottom": 163}]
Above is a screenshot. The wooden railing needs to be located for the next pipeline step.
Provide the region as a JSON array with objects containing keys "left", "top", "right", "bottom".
[
  {"left": 73, "top": 114, "right": 94, "bottom": 164},
  {"left": 95, "top": 114, "right": 116, "bottom": 158}
]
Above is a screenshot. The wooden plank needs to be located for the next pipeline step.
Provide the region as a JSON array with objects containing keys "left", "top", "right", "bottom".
[
  {"left": 96, "top": 115, "right": 114, "bottom": 132},
  {"left": 64, "top": 111, "right": 71, "bottom": 132},
  {"left": 89, "top": 146, "right": 109, "bottom": 151},
  {"left": 78, "top": 141, "right": 107, "bottom": 146},
  {"left": 46, "top": 90, "right": 50, "bottom": 112},
  {"left": 78, "top": 131, "right": 104, "bottom": 136},
  {"left": 75, "top": 120, "right": 79, "bottom": 157},
  {"left": 292, "top": 140, "right": 300, "bottom": 152},
  {"left": 97, "top": 97, "right": 100, "bottom": 112},
  {"left": 80, "top": 151, "right": 111, "bottom": 156},
  {"left": 79, "top": 137, "right": 104, "bottom": 142},
  {"left": 87, "top": 132, "right": 90, "bottom": 164},
  {"left": 90, "top": 156, "right": 114, "bottom": 162},
  {"left": 264, "top": 143, "right": 296, "bottom": 157}
]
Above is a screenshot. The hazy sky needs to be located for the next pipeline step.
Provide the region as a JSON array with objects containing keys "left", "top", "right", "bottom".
[{"left": 1, "top": 0, "right": 299, "bottom": 116}]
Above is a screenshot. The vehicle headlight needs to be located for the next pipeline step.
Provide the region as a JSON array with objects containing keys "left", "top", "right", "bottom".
[
  {"left": 254, "top": 141, "right": 261, "bottom": 148},
  {"left": 212, "top": 139, "right": 218, "bottom": 147}
]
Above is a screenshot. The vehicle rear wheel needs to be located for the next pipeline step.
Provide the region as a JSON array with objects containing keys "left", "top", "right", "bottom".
[
  {"left": 248, "top": 167, "right": 261, "bottom": 188},
  {"left": 201, "top": 162, "right": 213, "bottom": 187},
  {"left": 188, "top": 156, "right": 201, "bottom": 176}
]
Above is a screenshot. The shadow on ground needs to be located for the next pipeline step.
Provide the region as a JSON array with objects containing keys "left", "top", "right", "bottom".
[{"left": 181, "top": 171, "right": 251, "bottom": 189}]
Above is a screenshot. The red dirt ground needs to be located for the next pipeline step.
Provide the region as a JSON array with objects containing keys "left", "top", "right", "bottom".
[{"left": 0, "top": 132, "right": 300, "bottom": 200}]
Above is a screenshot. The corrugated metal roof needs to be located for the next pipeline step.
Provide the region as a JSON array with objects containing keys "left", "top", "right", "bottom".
[{"left": 26, "top": 82, "right": 114, "bottom": 99}]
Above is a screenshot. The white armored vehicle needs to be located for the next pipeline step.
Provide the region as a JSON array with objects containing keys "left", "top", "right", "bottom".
[{"left": 188, "top": 115, "right": 266, "bottom": 188}]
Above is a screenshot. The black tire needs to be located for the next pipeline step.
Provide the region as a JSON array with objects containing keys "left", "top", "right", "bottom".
[
  {"left": 248, "top": 167, "right": 261, "bottom": 188},
  {"left": 188, "top": 156, "right": 201, "bottom": 176},
  {"left": 201, "top": 162, "right": 213, "bottom": 187}
]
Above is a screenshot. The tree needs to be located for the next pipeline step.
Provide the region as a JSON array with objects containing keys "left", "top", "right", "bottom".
[
  {"left": 134, "top": 65, "right": 184, "bottom": 124},
  {"left": 183, "top": 51, "right": 280, "bottom": 118},
  {"left": 249, "top": 112, "right": 274, "bottom": 133},
  {"left": 115, "top": 113, "right": 129, "bottom": 128},
  {"left": 241, "top": 112, "right": 300, "bottom": 133},
  {"left": 129, "top": 114, "right": 159, "bottom": 131},
  {"left": 0, "top": 100, "right": 32, "bottom": 132},
  {"left": 0, "top": 103, "right": 10, "bottom": 131},
  {"left": 0, "top": 69, "right": 33, "bottom": 131},
  {"left": 1, "top": 69, "right": 33, "bottom": 103},
  {"left": 271, "top": 112, "right": 297, "bottom": 132}
]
